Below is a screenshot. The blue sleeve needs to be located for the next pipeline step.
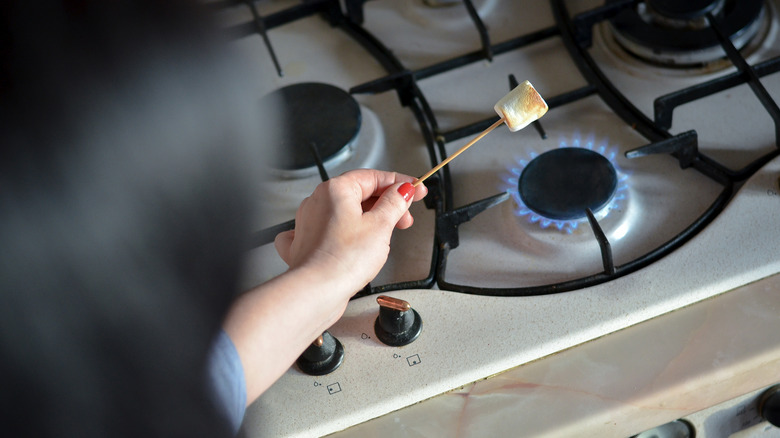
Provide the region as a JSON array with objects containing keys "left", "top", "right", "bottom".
[{"left": 206, "top": 329, "right": 247, "bottom": 434}]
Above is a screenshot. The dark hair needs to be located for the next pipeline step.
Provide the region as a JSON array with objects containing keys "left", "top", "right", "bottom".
[{"left": 0, "top": 1, "right": 261, "bottom": 436}]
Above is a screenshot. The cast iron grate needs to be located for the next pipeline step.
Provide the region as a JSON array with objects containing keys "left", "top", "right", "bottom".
[{"left": 229, "top": 0, "right": 780, "bottom": 297}]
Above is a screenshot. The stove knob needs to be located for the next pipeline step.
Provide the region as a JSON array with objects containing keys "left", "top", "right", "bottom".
[
  {"left": 295, "top": 331, "right": 344, "bottom": 376},
  {"left": 631, "top": 419, "right": 693, "bottom": 438},
  {"left": 374, "top": 295, "right": 422, "bottom": 346},
  {"left": 759, "top": 384, "right": 780, "bottom": 427}
]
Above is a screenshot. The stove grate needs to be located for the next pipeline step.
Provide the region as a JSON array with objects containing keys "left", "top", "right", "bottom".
[{"left": 230, "top": 0, "right": 779, "bottom": 297}]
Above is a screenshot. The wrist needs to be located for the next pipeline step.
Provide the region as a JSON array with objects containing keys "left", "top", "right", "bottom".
[{"left": 287, "top": 259, "right": 369, "bottom": 301}]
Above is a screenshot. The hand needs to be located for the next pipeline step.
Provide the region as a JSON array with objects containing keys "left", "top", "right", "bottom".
[
  {"left": 224, "top": 169, "right": 427, "bottom": 404},
  {"left": 274, "top": 169, "right": 428, "bottom": 298}
]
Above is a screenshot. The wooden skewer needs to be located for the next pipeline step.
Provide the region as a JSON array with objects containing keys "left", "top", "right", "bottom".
[{"left": 413, "top": 117, "right": 505, "bottom": 187}]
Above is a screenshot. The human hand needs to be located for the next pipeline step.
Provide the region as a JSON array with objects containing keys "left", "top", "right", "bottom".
[
  {"left": 225, "top": 170, "right": 426, "bottom": 403},
  {"left": 274, "top": 169, "right": 428, "bottom": 298}
]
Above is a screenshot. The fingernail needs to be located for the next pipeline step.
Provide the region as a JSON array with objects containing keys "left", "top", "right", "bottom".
[{"left": 397, "top": 182, "right": 415, "bottom": 202}]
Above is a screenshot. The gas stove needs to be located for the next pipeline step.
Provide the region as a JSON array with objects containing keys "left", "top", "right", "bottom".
[{"left": 213, "top": 0, "right": 780, "bottom": 436}]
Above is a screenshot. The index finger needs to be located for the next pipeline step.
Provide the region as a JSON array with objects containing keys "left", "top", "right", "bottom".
[{"left": 340, "top": 169, "right": 416, "bottom": 201}]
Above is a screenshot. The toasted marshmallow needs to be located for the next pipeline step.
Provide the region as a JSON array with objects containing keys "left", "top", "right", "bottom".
[{"left": 493, "top": 80, "right": 548, "bottom": 132}]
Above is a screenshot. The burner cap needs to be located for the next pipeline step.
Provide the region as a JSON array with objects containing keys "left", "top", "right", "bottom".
[
  {"left": 646, "top": 0, "right": 719, "bottom": 20},
  {"left": 608, "top": 0, "right": 765, "bottom": 66},
  {"left": 262, "top": 82, "right": 361, "bottom": 175},
  {"left": 518, "top": 148, "right": 617, "bottom": 221}
]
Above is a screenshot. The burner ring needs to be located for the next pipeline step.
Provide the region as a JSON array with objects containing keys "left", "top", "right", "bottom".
[
  {"left": 608, "top": 0, "right": 765, "bottom": 66},
  {"left": 518, "top": 148, "right": 618, "bottom": 221},
  {"left": 261, "top": 82, "right": 361, "bottom": 176}
]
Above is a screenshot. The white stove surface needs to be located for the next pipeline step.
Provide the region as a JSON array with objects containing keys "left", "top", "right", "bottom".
[
  {"left": 240, "top": 154, "right": 780, "bottom": 437},
  {"left": 221, "top": 0, "right": 780, "bottom": 436}
]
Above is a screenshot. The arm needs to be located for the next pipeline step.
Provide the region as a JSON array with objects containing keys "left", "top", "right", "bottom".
[{"left": 222, "top": 169, "right": 428, "bottom": 406}]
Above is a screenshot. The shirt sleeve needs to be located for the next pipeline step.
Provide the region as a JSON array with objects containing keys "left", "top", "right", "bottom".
[{"left": 206, "top": 329, "right": 247, "bottom": 434}]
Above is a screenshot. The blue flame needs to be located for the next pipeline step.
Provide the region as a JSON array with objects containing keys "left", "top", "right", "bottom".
[{"left": 501, "top": 133, "right": 629, "bottom": 234}]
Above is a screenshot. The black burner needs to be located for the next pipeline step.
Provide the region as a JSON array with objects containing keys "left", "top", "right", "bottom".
[
  {"left": 518, "top": 148, "right": 618, "bottom": 221},
  {"left": 262, "top": 82, "right": 361, "bottom": 172},
  {"left": 647, "top": 0, "right": 720, "bottom": 20},
  {"left": 608, "top": 0, "right": 765, "bottom": 66}
]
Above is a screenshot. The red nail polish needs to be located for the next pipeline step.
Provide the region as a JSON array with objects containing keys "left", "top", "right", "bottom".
[{"left": 397, "top": 182, "right": 415, "bottom": 202}]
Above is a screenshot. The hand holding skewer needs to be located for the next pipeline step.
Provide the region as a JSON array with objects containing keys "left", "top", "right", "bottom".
[{"left": 413, "top": 80, "right": 549, "bottom": 187}]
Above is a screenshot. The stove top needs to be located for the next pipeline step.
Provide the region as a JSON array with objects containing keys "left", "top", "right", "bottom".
[{"left": 214, "top": 0, "right": 780, "bottom": 436}]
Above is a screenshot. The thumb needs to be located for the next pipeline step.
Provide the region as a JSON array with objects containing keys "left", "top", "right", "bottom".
[
  {"left": 274, "top": 230, "right": 295, "bottom": 265},
  {"left": 365, "top": 182, "right": 415, "bottom": 230}
]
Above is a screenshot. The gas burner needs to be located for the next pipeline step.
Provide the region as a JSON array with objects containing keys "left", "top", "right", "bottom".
[
  {"left": 642, "top": 0, "right": 725, "bottom": 25},
  {"left": 422, "top": 0, "right": 461, "bottom": 7},
  {"left": 402, "top": 0, "right": 498, "bottom": 29},
  {"left": 261, "top": 82, "right": 361, "bottom": 178},
  {"left": 607, "top": 0, "right": 766, "bottom": 67},
  {"left": 518, "top": 147, "right": 618, "bottom": 222}
]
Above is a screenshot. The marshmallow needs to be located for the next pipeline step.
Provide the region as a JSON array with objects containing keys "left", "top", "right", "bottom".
[{"left": 493, "top": 80, "right": 548, "bottom": 132}]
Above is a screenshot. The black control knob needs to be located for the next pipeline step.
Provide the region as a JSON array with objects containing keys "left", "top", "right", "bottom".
[
  {"left": 374, "top": 295, "right": 422, "bottom": 346},
  {"left": 632, "top": 419, "right": 693, "bottom": 438},
  {"left": 759, "top": 384, "right": 780, "bottom": 427},
  {"left": 295, "top": 331, "right": 344, "bottom": 376}
]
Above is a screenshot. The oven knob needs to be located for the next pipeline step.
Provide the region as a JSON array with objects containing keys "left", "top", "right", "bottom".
[
  {"left": 759, "top": 384, "right": 780, "bottom": 427},
  {"left": 374, "top": 295, "right": 422, "bottom": 346},
  {"left": 632, "top": 419, "right": 693, "bottom": 438},
  {"left": 295, "top": 331, "right": 344, "bottom": 376}
]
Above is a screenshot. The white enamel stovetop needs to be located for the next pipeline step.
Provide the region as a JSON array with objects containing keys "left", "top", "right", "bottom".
[
  {"left": 222, "top": 0, "right": 780, "bottom": 436},
  {"left": 240, "top": 153, "right": 780, "bottom": 437}
]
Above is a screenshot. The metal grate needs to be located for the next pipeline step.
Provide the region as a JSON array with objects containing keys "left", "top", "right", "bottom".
[{"left": 234, "top": 0, "right": 780, "bottom": 297}]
